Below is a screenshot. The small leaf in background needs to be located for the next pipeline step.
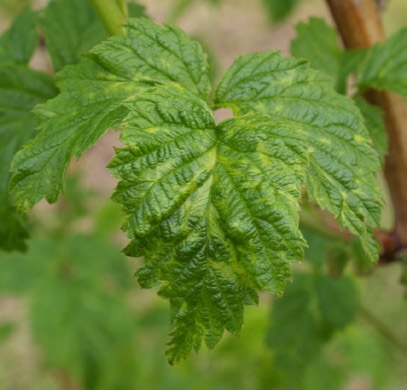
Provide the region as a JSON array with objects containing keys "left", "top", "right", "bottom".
[
  {"left": 338, "top": 48, "right": 367, "bottom": 90},
  {"left": 266, "top": 273, "right": 323, "bottom": 377},
  {"left": 128, "top": 2, "right": 147, "bottom": 17},
  {"left": 10, "top": 18, "right": 211, "bottom": 211},
  {"left": 262, "top": 0, "right": 300, "bottom": 23},
  {"left": 354, "top": 97, "right": 387, "bottom": 163},
  {"left": 316, "top": 275, "right": 359, "bottom": 330},
  {"left": 350, "top": 238, "right": 377, "bottom": 275},
  {"left": 0, "top": 6, "right": 55, "bottom": 251},
  {"left": 0, "top": 322, "right": 15, "bottom": 344},
  {"left": 0, "top": 65, "right": 57, "bottom": 251},
  {"left": 109, "top": 83, "right": 308, "bottom": 363},
  {"left": 357, "top": 27, "right": 407, "bottom": 97},
  {"left": 0, "top": 6, "right": 38, "bottom": 65},
  {"left": 291, "top": 18, "right": 371, "bottom": 94},
  {"left": 326, "top": 243, "right": 350, "bottom": 279},
  {"left": 39, "top": 0, "right": 108, "bottom": 72},
  {"left": 291, "top": 17, "right": 342, "bottom": 84},
  {"left": 267, "top": 272, "right": 359, "bottom": 385},
  {"left": 39, "top": 0, "right": 147, "bottom": 73},
  {"left": 215, "top": 51, "right": 382, "bottom": 262}
]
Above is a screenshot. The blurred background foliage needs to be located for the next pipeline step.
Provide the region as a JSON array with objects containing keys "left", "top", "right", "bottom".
[{"left": 1, "top": 0, "right": 407, "bottom": 389}]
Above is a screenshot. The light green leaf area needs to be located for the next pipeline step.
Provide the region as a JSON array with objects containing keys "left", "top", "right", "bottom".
[
  {"left": 10, "top": 18, "right": 211, "bottom": 211},
  {"left": 0, "top": 6, "right": 38, "bottom": 65},
  {"left": 291, "top": 18, "right": 342, "bottom": 82},
  {"left": 215, "top": 51, "right": 382, "bottom": 261},
  {"left": 109, "top": 84, "right": 307, "bottom": 364},
  {"left": 357, "top": 28, "right": 407, "bottom": 97},
  {"left": 0, "top": 65, "right": 57, "bottom": 251}
]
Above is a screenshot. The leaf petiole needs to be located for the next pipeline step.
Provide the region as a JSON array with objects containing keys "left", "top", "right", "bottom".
[{"left": 88, "top": 0, "right": 127, "bottom": 35}]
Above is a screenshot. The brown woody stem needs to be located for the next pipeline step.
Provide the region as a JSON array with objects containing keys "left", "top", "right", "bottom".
[{"left": 326, "top": 0, "right": 407, "bottom": 261}]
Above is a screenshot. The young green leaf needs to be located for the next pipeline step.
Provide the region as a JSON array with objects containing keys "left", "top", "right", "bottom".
[
  {"left": 10, "top": 18, "right": 211, "bottom": 211},
  {"left": 0, "top": 6, "right": 38, "bottom": 65},
  {"left": 262, "top": 0, "right": 300, "bottom": 23},
  {"left": 291, "top": 17, "right": 342, "bottom": 83},
  {"left": 0, "top": 65, "right": 57, "bottom": 250},
  {"left": 215, "top": 51, "right": 382, "bottom": 262},
  {"left": 357, "top": 28, "right": 407, "bottom": 97},
  {"left": 291, "top": 18, "right": 368, "bottom": 94},
  {"left": 109, "top": 83, "right": 308, "bottom": 363}
]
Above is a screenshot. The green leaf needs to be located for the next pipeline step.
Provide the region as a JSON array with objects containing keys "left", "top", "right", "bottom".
[
  {"left": 357, "top": 28, "right": 407, "bottom": 97},
  {"left": 301, "top": 223, "right": 350, "bottom": 275},
  {"left": 40, "top": 0, "right": 107, "bottom": 72},
  {"left": 267, "top": 272, "right": 358, "bottom": 381},
  {"left": 354, "top": 97, "right": 387, "bottom": 163},
  {"left": 291, "top": 18, "right": 342, "bottom": 82},
  {"left": 262, "top": 0, "right": 300, "bottom": 23},
  {"left": 0, "top": 6, "right": 38, "bottom": 65},
  {"left": 0, "top": 65, "right": 57, "bottom": 251},
  {"left": 290, "top": 18, "right": 367, "bottom": 95},
  {"left": 291, "top": 18, "right": 372, "bottom": 95},
  {"left": 316, "top": 275, "right": 358, "bottom": 329},
  {"left": 30, "top": 281, "right": 137, "bottom": 389},
  {"left": 266, "top": 273, "right": 323, "bottom": 382},
  {"left": 10, "top": 18, "right": 211, "bottom": 211},
  {"left": 109, "top": 83, "right": 308, "bottom": 363},
  {"left": 0, "top": 322, "right": 15, "bottom": 344},
  {"left": 215, "top": 51, "right": 382, "bottom": 262},
  {"left": 128, "top": 2, "right": 147, "bottom": 17}
]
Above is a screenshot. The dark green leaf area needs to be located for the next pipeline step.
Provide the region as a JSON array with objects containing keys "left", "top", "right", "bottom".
[
  {"left": 267, "top": 272, "right": 358, "bottom": 379},
  {"left": 262, "top": 0, "right": 300, "bottom": 23},
  {"left": 109, "top": 84, "right": 308, "bottom": 363},
  {"left": 128, "top": 2, "right": 148, "bottom": 18},
  {"left": 216, "top": 51, "right": 382, "bottom": 262},
  {"left": 10, "top": 17, "right": 211, "bottom": 212},
  {"left": 301, "top": 224, "right": 349, "bottom": 277},
  {"left": 0, "top": 6, "right": 38, "bottom": 65},
  {"left": 0, "top": 65, "right": 57, "bottom": 250},
  {"left": 357, "top": 28, "right": 407, "bottom": 97},
  {"left": 40, "top": 0, "right": 108, "bottom": 72}
]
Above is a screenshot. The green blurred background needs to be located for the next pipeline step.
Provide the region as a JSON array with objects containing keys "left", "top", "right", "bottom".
[{"left": 1, "top": 1, "right": 406, "bottom": 389}]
